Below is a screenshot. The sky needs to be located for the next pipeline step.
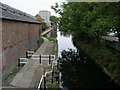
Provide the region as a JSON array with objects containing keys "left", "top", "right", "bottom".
[{"left": 0, "top": 0, "right": 65, "bottom": 17}]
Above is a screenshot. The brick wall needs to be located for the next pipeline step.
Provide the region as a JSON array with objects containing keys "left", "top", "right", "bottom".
[
  {"left": 0, "top": 19, "right": 2, "bottom": 83},
  {"left": 2, "top": 20, "right": 41, "bottom": 77}
]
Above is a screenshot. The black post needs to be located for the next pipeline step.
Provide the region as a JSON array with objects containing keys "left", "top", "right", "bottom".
[
  {"left": 18, "top": 59, "right": 20, "bottom": 68},
  {"left": 57, "top": 59, "right": 58, "bottom": 65},
  {"left": 44, "top": 76, "right": 46, "bottom": 90},
  {"left": 52, "top": 67, "right": 54, "bottom": 84},
  {"left": 39, "top": 55, "right": 41, "bottom": 64},
  {"left": 44, "top": 68, "right": 45, "bottom": 74},
  {"left": 49, "top": 55, "right": 51, "bottom": 65},
  {"left": 43, "top": 68, "right": 46, "bottom": 90},
  {"left": 57, "top": 59, "right": 59, "bottom": 68},
  {"left": 26, "top": 51, "right": 28, "bottom": 58},
  {"left": 58, "top": 72, "right": 59, "bottom": 84}
]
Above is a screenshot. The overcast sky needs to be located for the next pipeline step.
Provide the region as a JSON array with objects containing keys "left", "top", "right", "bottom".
[{"left": 0, "top": 0, "right": 65, "bottom": 16}]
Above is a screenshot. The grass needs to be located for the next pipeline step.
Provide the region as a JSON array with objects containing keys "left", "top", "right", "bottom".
[
  {"left": 43, "top": 36, "right": 57, "bottom": 42},
  {"left": 46, "top": 73, "right": 59, "bottom": 88},
  {"left": 42, "top": 36, "right": 57, "bottom": 55},
  {"left": 3, "top": 66, "right": 21, "bottom": 85},
  {"left": 47, "top": 81, "right": 59, "bottom": 88},
  {"left": 50, "top": 30, "right": 57, "bottom": 38}
]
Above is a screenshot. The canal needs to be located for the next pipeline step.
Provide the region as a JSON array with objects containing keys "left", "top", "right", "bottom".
[
  {"left": 57, "top": 30, "right": 120, "bottom": 89},
  {"left": 57, "top": 31, "right": 76, "bottom": 57}
]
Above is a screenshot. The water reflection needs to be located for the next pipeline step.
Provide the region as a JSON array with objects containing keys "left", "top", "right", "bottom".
[
  {"left": 57, "top": 31, "right": 76, "bottom": 57},
  {"left": 60, "top": 31, "right": 71, "bottom": 38},
  {"left": 59, "top": 49, "right": 120, "bottom": 89}
]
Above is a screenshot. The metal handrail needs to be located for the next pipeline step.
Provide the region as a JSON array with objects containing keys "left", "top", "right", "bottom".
[{"left": 38, "top": 65, "right": 54, "bottom": 90}]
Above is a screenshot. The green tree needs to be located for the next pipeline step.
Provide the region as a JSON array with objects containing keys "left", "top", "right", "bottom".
[
  {"left": 52, "top": 2, "right": 120, "bottom": 41},
  {"left": 50, "top": 15, "right": 58, "bottom": 25}
]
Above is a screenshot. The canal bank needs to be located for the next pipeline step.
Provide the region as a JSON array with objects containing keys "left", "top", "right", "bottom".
[{"left": 72, "top": 35, "right": 120, "bottom": 86}]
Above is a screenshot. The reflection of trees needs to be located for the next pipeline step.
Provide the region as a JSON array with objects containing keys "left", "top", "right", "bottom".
[
  {"left": 59, "top": 49, "right": 119, "bottom": 89},
  {"left": 60, "top": 31, "right": 71, "bottom": 38}
]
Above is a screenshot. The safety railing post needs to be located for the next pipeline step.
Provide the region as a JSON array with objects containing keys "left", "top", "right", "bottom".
[
  {"left": 44, "top": 76, "right": 46, "bottom": 90},
  {"left": 43, "top": 68, "right": 46, "bottom": 90},
  {"left": 26, "top": 51, "right": 28, "bottom": 58},
  {"left": 18, "top": 59, "right": 20, "bottom": 68},
  {"left": 39, "top": 55, "right": 41, "bottom": 64},
  {"left": 52, "top": 66, "right": 54, "bottom": 84},
  {"left": 49, "top": 55, "right": 51, "bottom": 65}
]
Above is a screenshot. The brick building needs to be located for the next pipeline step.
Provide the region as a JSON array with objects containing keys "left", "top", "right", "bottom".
[{"left": 0, "top": 2, "right": 42, "bottom": 79}]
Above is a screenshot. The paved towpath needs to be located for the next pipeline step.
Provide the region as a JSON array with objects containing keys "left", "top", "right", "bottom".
[
  {"left": 102, "top": 36, "right": 119, "bottom": 42},
  {"left": 9, "top": 38, "right": 55, "bottom": 88}
]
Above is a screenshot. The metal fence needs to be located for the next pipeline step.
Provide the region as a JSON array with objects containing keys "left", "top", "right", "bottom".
[{"left": 18, "top": 50, "right": 55, "bottom": 67}]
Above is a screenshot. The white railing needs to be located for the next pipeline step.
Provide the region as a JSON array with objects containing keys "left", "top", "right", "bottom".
[
  {"left": 38, "top": 65, "right": 54, "bottom": 89},
  {"left": 18, "top": 58, "right": 28, "bottom": 67},
  {"left": 18, "top": 54, "right": 55, "bottom": 67},
  {"left": 32, "top": 55, "right": 55, "bottom": 60},
  {"left": 26, "top": 51, "right": 34, "bottom": 58}
]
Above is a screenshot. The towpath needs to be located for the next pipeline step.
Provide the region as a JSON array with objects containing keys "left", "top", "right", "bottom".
[{"left": 8, "top": 37, "right": 56, "bottom": 88}]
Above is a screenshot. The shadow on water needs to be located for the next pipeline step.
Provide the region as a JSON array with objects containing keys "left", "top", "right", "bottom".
[
  {"left": 59, "top": 49, "right": 120, "bottom": 89},
  {"left": 60, "top": 31, "right": 71, "bottom": 38}
]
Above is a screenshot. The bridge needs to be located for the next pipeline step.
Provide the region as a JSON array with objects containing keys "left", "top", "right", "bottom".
[{"left": 41, "top": 28, "right": 53, "bottom": 36}]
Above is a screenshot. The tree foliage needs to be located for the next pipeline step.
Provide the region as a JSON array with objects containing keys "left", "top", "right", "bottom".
[
  {"left": 50, "top": 15, "right": 58, "bottom": 25},
  {"left": 59, "top": 49, "right": 120, "bottom": 88},
  {"left": 51, "top": 2, "right": 120, "bottom": 41}
]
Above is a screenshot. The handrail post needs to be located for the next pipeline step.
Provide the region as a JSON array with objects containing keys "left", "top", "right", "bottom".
[
  {"left": 58, "top": 72, "right": 59, "bottom": 84},
  {"left": 43, "top": 68, "right": 46, "bottom": 90},
  {"left": 44, "top": 76, "right": 46, "bottom": 90},
  {"left": 57, "top": 59, "right": 59, "bottom": 68},
  {"left": 40, "top": 83, "right": 41, "bottom": 90},
  {"left": 52, "top": 66, "right": 54, "bottom": 84}
]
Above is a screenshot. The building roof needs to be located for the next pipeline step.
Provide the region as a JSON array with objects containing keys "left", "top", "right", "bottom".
[{"left": 0, "top": 2, "right": 41, "bottom": 24}]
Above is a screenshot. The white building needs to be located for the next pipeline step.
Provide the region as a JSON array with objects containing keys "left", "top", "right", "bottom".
[{"left": 39, "top": 10, "right": 51, "bottom": 26}]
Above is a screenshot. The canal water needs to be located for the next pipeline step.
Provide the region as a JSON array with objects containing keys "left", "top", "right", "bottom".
[
  {"left": 57, "top": 31, "right": 76, "bottom": 57},
  {"left": 57, "top": 30, "right": 120, "bottom": 89}
]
